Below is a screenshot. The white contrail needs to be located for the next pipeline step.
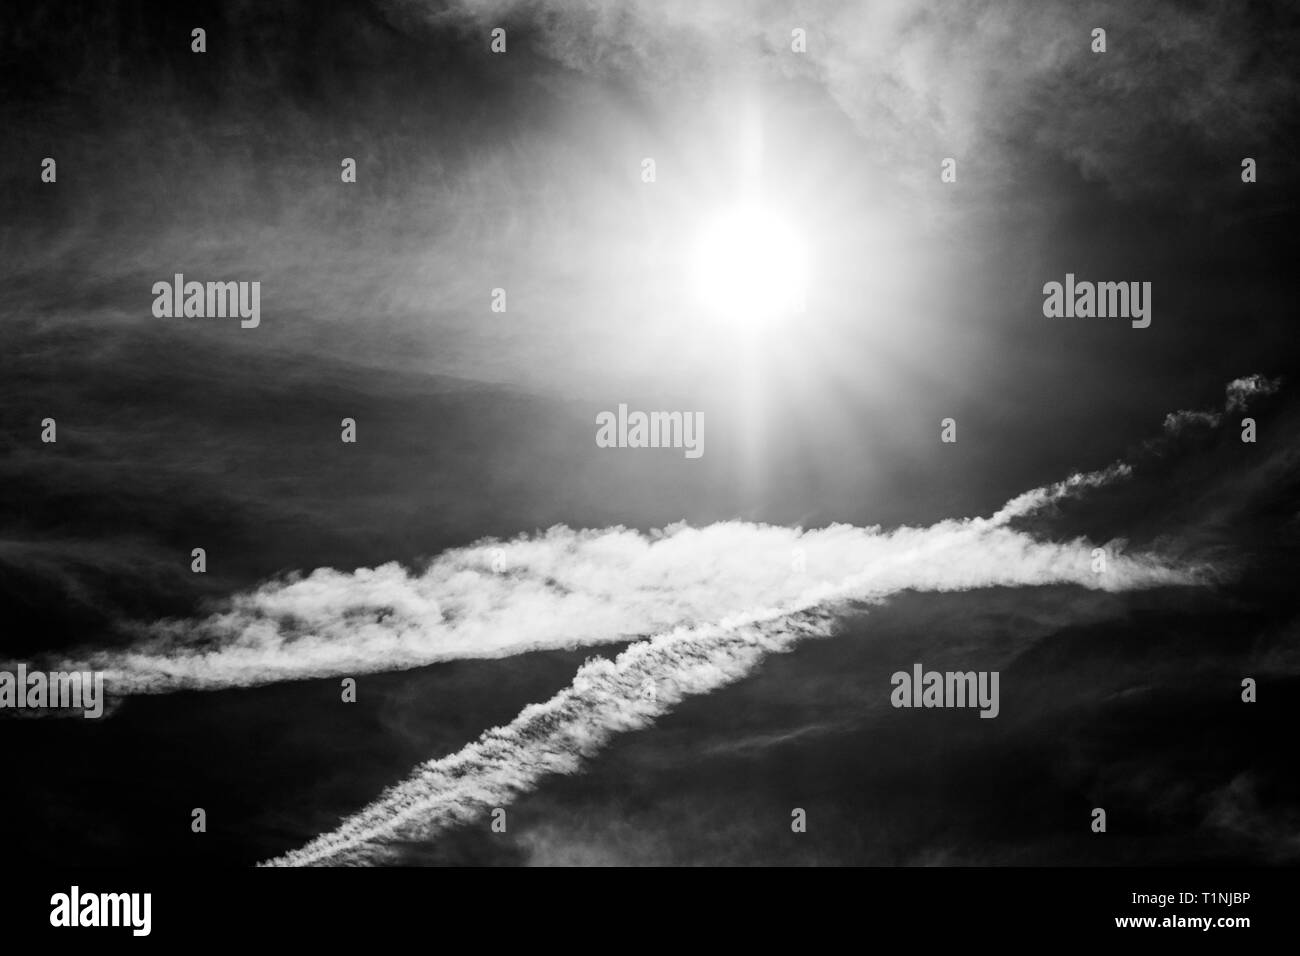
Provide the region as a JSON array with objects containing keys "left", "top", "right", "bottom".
[
  {"left": 39, "top": 463, "right": 1170, "bottom": 697},
  {"left": 265, "top": 522, "right": 1205, "bottom": 865},
  {"left": 46, "top": 372, "right": 1276, "bottom": 698}
]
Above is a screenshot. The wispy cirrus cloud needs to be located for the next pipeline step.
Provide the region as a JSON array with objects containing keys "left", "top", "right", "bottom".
[{"left": 416, "top": 0, "right": 1299, "bottom": 199}]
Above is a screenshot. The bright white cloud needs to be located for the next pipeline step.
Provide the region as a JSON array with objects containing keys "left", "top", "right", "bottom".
[{"left": 45, "top": 503, "right": 1202, "bottom": 697}]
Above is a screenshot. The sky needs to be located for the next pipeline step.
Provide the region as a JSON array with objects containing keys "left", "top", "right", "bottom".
[{"left": 1, "top": 0, "right": 1298, "bottom": 866}]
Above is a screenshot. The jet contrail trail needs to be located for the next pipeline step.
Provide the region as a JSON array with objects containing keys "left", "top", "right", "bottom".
[{"left": 264, "top": 523, "right": 1205, "bottom": 865}]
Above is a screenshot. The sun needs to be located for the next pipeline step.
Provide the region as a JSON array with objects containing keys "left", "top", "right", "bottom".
[{"left": 691, "top": 202, "right": 808, "bottom": 327}]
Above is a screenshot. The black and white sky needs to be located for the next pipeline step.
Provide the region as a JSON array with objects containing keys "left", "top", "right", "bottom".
[{"left": 1, "top": 0, "right": 1298, "bottom": 866}]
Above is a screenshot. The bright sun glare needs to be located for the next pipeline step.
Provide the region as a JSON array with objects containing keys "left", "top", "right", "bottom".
[{"left": 692, "top": 203, "right": 808, "bottom": 327}]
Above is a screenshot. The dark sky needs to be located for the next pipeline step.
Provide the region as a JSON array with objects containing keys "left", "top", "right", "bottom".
[{"left": 1, "top": 0, "right": 1299, "bottom": 866}]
